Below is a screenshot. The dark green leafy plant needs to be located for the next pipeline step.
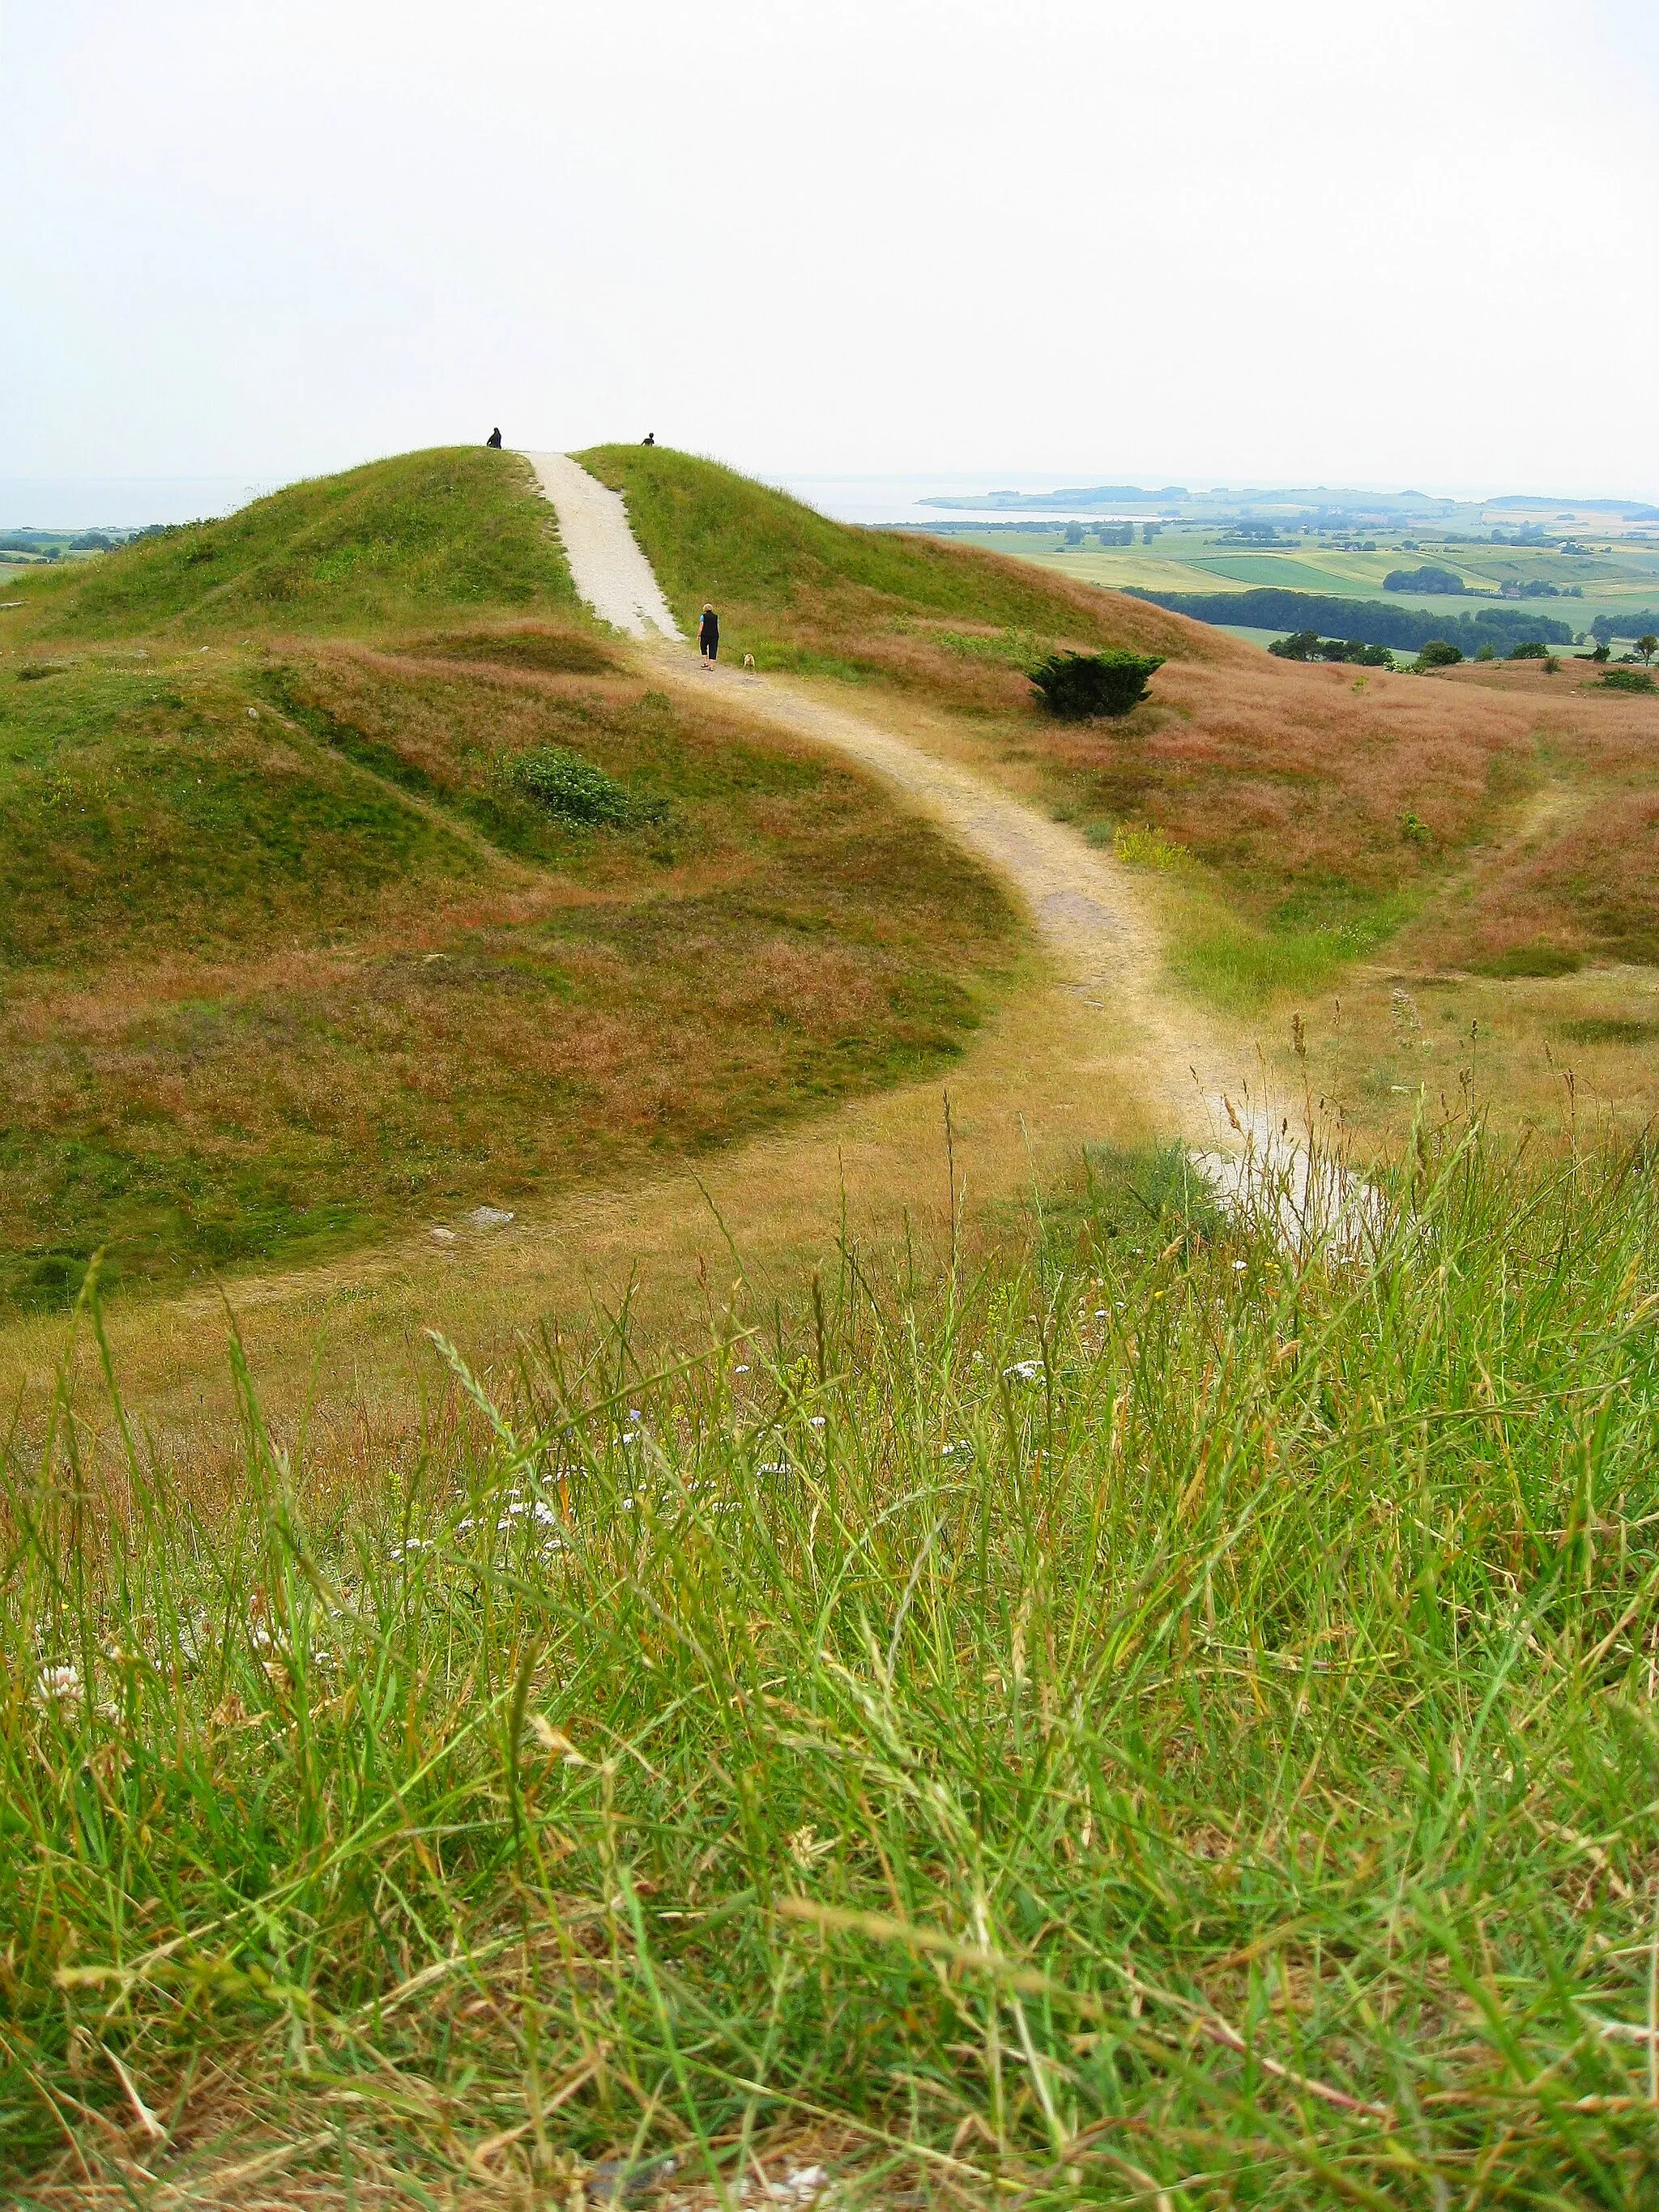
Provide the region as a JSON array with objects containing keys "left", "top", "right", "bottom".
[
  {"left": 1508, "top": 639, "right": 1550, "bottom": 660},
  {"left": 510, "top": 746, "right": 662, "bottom": 826},
  {"left": 1416, "top": 639, "right": 1463, "bottom": 668},
  {"left": 1600, "top": 667, "right": 1657, "bottom": 694},
  {"left": 1028, "top": 648, "right": 1163, "bottom": 719}
]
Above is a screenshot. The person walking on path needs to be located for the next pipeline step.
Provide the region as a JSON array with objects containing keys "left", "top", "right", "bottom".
[{"left": 698, "top": 604, "right": 719, "bottom": 667}]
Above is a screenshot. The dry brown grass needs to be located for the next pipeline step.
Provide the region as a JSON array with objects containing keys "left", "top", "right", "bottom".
[
  {"left": 0, "top": 630, "right": 1019, "bottom": 1311},
  {"left": 0, "top": 965, "right": 1153, "bottom": 1490}
]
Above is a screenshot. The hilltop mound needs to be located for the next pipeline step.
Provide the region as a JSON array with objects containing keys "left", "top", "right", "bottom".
[
  {"left": 578, "top": 445, "right": 1213, "bottom": 702},
  {"left": 0, "top": 451, "right": 1021, "bottom": 1311},
  {"left": 19, "top": 447, "right": 578, "bottom": 639}
]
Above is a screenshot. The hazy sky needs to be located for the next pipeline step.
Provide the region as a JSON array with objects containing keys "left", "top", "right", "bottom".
[{"left": 5, "top": 0, "right": 1657, "bottom": 498}]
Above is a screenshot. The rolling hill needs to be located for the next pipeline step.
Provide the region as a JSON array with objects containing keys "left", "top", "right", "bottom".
[{"left": 0, "top": 450, "right": 1040, "bottom": 1311}]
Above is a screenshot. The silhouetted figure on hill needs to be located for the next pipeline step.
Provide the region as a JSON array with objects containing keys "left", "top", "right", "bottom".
[
  {"left": 485, "top": 427, "right": 503, "bottom": 449},
  {"left": 699, "top": 604, "right": 719, "bottom": 666},
  {"left": 643, "top": 431, "right": 655, "bottom": 445}
]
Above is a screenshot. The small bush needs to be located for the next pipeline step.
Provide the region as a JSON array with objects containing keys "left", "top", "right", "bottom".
[
  {"left": 1112, "top": 820, "right": 1190, "bottom": 871},
  {"left": 1508, "top": 639, "right": 1550, "bottom": 661},
  {"left": 1029, "top": 648, "right": 1163, "bottom": 719},
  {"left": 510, "top": 746, "right": 659, "bottom": 826},
  {"left": 1416, "top": 639, "right": 1463, "bottom": 668},
  {"left": 1601, "top": 667, "right": 1657, "bottom": 694}
]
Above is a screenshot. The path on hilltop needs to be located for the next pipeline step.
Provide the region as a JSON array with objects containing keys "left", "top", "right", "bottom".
[{"left": 528, "top": 449, "right": 1242, "bottom": 1143}]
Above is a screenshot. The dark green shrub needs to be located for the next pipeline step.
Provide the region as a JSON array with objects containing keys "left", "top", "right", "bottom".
[
  {"left": 510, "top": 747, "right": 660, "bottom": 826},
  {"left": 1508, "top": 640, "right": 1550, "bottom": 660},
  {"left": 1416, "top": 639, "right": 1463, "bottom": 668},
  {"left": 1601, "top": 667, "right": 1658, "bottom": 694},
  {"left": 1029, "top": 649, "right": 1163, "bottom": 719}
]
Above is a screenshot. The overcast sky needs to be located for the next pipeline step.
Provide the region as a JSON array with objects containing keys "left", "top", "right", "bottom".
[{"left": 5, "top": 0, "right": 1657, "bottom": 501}]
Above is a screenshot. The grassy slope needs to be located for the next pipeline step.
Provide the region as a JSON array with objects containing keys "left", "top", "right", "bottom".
[
  {"left": 578, "top": 445, "right": 1203, "bottom": 699},
  {"left": 0, "top": 454, "right": 1018, "bottom": 1311},
  {"left": 571, "top": 451, "right": 1616, "bottom": 1013},
  {"left": 19, "top": 446, "right": 578, "bottom": 637},
  {"left": 9, "top": 1133, "right": 1659, "bottom": 2204}
]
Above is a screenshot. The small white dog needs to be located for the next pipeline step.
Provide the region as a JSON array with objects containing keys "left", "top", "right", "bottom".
[{"left": 742, "top": 652, "right": 757, "bottom": 671}]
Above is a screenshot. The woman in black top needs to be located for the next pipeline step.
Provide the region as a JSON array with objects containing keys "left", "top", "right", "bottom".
[{"left": 698, "top": 605, "right": 719, "bottom": 665}]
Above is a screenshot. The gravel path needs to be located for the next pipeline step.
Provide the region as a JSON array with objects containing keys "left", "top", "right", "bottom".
[{"left": 520, "top": 452, "right": 683, "bottom": 639}]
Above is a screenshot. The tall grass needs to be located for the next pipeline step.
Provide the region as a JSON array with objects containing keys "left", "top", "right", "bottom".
[{"left": 6, "top": 1128, "right": 1659, "bottom": 2204}]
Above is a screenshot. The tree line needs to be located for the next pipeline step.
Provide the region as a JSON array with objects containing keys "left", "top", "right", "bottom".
[{"left": 1123, "top": 588, "right": 1574, "bottom": 654}]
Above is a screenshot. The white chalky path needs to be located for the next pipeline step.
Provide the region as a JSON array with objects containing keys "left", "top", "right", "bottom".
[{"left": 520, "top": 451, "right": 684, "bottom": 639}]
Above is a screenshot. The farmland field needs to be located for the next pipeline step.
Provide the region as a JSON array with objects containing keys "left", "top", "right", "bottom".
[{"left": 933, "top": 522, "right": 1659, "bottom": 639}]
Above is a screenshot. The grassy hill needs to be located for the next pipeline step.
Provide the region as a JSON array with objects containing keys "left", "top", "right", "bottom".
[
  {"left": 578, "top": 445, "right": 1206, "bottom": 703},
  {"left": 0, "top": 453, "right": 1020, "bottom": 1311},
  {"left": 17, "top": 447, "right": 579, "bottom": 637}
]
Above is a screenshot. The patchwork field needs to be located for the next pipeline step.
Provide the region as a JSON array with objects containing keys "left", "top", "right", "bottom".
[{"left": 936, "top": 521, "right": 1659, "bottom": 640}]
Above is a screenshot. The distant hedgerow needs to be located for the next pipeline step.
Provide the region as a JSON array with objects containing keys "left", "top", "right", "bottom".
[
  {"left": 1029, "top": 648, "right": 1163, "bottom": 720},
  {"left": 510, "top": 746, "right": 663, "bottom": 827}
]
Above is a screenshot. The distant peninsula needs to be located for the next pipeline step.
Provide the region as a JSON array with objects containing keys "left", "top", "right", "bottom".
[{"left": 919, "top": 485, "right": 1188, "bottom": 511}]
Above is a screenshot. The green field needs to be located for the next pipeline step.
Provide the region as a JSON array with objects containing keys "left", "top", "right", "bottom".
[{"left": 935, "top": 523, "right": 1659, "bottom": 640}]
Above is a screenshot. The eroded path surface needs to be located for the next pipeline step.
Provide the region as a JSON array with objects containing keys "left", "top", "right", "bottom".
[{"left": 521, "top": 451, "right": 683, "bottom": 639}]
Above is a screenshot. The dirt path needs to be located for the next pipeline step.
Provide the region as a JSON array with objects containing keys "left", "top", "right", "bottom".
[
  {"left": 659, "top": 650, "right": 1240, "bottom": 1134},
  {"left": 521, "top": 452, "right": 683, "bottom": 639},
  {"left": 531, "top": 450, "right": 1242, "bottom": 1136}
]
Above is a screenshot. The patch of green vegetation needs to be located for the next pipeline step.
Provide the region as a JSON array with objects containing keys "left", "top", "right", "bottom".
[
  {"left": 1020, "top": 1140, "right": 1226, "bottom": 1268},
  {"left": 13, "top": 449, "right": 578, "bottom": 640},
  {"left": 11, "top": 1136, "right": 1659, "bottom": 2201},
  {"left": 1555, "top": 1014, "right": 1659, "bottom": 1045},
  {"left": 1168, "top": 878, "right": 1418, "bottom": 1010},
  {"left": 1473, "top": 942, "right": 1585, "bottom": 978},
  {"left": 1029, "top": 647, "right": 1163, "bottom": 719},
  {"left": 510, "top": 745, "right": 666, "bottom": 829}
]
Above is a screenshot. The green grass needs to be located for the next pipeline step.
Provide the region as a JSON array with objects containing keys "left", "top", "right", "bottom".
[
  {"left": 11, "top": 448, "right": 578, "bottom": 639},
  {"left": 574, "top": 448, "right": 1189, "bottom": 678},
  {"left": 0, "top": 451, "right": 1027, "bottom": 1313},
  {"left": 0, "top": 657, "right": 478, "bottom": 969},
  {"left": 8, "top": 1128, "right": 1659, "bottom": 2203},
  {"left": 1166, "top": 893, "right": 1418, "bottom": 1011},
  {"left": 0, "top": 641, "right": 1017, "bottom": 1311}
]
